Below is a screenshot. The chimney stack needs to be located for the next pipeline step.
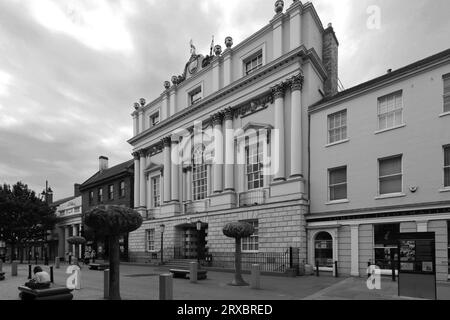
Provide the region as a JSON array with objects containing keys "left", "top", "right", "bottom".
[
  {"left": 322, "top": 23, "right": 339, "bottom": 97},
  {"left": 74, "top": 184, "right": 81, "bottom": 197},
  {"left": 99, "top": 156, "right": 109, "bottom": 172}
]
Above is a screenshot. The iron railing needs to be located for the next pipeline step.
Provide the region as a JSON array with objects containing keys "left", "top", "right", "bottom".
[{"left": 239, "top": 189, "right": 268, "bottom": 207}]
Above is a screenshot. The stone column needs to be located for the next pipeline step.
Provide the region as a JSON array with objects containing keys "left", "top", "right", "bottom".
[
  {"left": 350, "top": 225, "right": 360, "bottom": 277},
  {"left": 186, "top": 167, "right": 193, "bottom": 202},
  {"left": 133, "top": 152, "right": 140, "bottom": 208},
  {"left": 171, "top": 137, "right": 180, "bottom": 202},
  {"left": 64, "top": 226, "right": 70, "bottom": 256},
  {"left": 272, "top": 83, "right": 286, "bottom": 181},
  {"left": 162, "top": 137, "right": 172, "bottom": 203},
  {"left": 289, "top": 74, "right": 304, "bottom": 179},
  {"left": 139, "top": 150, "right": 147, "bottom": 209},
  {"left": 224, "top": 108, "right": 235, "bottom": 191},
  {"left": 212, "top": 113, "right": 224, "bottom": 193},
  {"left": 72, "top": 225, "right": 77, "bottom": 254},
  {"left": 147, "top": 174, "right": 152, "bottom": 210}
]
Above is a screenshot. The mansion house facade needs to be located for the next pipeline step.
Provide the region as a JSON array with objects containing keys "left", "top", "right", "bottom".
[
  {"left": 127, "top": 1, "right": 334, "bottom": 264},
  {"left": 126, "top": 0, "right": 450, "bottom": 279}
]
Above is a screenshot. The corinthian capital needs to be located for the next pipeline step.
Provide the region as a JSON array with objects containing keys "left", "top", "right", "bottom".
[
  {"left": 290, "top": 73, "right": 304, "bottom": 91},
  {"left": 271, "top": 83, "right": 286, "bottom": 99},
  {"left": 211, "top": 112, "right": 224, "bottom": 126},
  {"left": 223, "top": 107, "right": 234, "bottom": 121},
  {"left": 162, "top": 136, "right": 172, "bottom": 147},
  {"left": 132, "top": 152, "right": 140, "bottom": 160}
]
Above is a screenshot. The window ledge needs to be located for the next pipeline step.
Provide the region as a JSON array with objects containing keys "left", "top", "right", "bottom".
[
  {"left": 326, "top": 199, "right": 349, "bottom": 205},
  {"left": 439, "top": 188, "right": 450, "bottom": 193},
  {"left": 375, "top": 193, "right": 406, "bottom": 200},
  {"left": 325, "top": 139, "right": 350, "bottom": 148},
  {"left": 439, "top": 111, "right": 450, "bottom": 118},
  {"left": 375, "top": 124, "right": 406, "bottom": 135}
]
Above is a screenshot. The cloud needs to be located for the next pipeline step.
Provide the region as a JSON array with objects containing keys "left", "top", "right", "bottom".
[{"left": 0, "top": 0, "right": 449, "bottom": 199}]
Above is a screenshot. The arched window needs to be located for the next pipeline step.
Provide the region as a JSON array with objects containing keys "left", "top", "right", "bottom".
[
  {"left": 314, "top": 232, "right": 333, "bottom": 268},
  {"left": 192, "top": 144, "right": 207, "bottom": 201}
]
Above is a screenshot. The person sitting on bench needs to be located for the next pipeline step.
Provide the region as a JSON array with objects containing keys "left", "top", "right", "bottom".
[{"left": 25, "top": 266, "right": 51, "bottom": 290}]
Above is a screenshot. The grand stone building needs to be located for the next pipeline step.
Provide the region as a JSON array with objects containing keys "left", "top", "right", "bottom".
[{"left": 127, "top": 1, "right": 338, "bottom": 267}]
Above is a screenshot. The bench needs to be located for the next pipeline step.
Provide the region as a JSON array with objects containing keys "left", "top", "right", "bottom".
[
  {"left": 169, "top": 269, "right": 207, "bottom": 280},
  {"left": 0, "top": 272, "right": 5, "bottom": 281},
  {"left": 18, "top": 286, "right": 73, "bottom": 301},
  {"left": 89, "top": 263, "right": 109, "bottom": 271}
]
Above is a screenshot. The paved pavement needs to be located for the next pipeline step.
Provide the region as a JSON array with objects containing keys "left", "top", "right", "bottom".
[{"left": 1, "top": 263, "right": 450, "bottom": 300}]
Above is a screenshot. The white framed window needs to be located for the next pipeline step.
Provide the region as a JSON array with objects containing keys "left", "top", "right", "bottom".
[
  {"left": 328, "top": 166, "right": 347, "bottom": 201},
  {"left": 146, "top": 229, "right": 155, "bottom": 252},
  {"left": 108, "top": 185, "right": 114, "bottom": 200},
  {"left": 119, "top": 181, "right": 125, "bottom": 198},
  {"left": 192, "top": 145, "right": 207, "bottom": 201},
  {"left": 379, "top": 155, "right": 403, "bottom": 195},
  {"left": 244, "top": 51, "right": 263, "bottom": 76},
  {"left": 444, "top": 145, "right": 450, "bottom": 188},
  {"left": 328, "top": 110, "right": 347, "bottom": 144},
  {"left": 378, "top": 91, "right": 403, "bottom": 130},
  {"left": 245, "top": 139, "right": 264, "bottom": 191},
  {"left": 150, "top": 111, "right": 160, "bottom": 127},
  {"left": 241, "top": 220, "right": 259, "bottom": 252},
  {"left": 152, "top": 176, "right": 161, "bottom": 208},
  {"left": 444, "top": 74, "right": 450, "bottom": 113},
  {"left": 188, "top": 86, "right": 202, "bottom": 106}
]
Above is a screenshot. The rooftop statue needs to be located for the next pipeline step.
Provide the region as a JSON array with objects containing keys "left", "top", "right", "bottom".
[{"left": 190, "top": 39, "right": 196, "bottom": 56}]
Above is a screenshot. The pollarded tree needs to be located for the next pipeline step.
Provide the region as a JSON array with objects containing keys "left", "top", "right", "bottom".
[
  {"left": 223, "top": 222, "right": 255, "bottom": 286},
  {"left": 83, "top": 205, "right": 142, "bottom": 300}
]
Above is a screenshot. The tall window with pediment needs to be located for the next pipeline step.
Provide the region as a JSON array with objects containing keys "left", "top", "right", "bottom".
[
  {"left": 192, "top": 145, "right": 208, "bottom": 201},
  {"left": 245, "top": 136, "right": 264, "bottom": 191}
]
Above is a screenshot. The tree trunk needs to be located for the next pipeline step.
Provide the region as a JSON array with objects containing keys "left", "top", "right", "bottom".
[
  {"left": 231, "top": 238, "right": 248, "bottom": 286},
  {"left": 108, "top": 235, "right": 121, "bottom": 300}
]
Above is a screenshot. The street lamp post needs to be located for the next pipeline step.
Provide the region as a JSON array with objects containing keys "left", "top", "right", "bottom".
[
  {"left": 160, "top": 224, "right": 165, "bottom": 265},
  {"left": 196, "top": 220, "right": 202, "bottom": 263}
]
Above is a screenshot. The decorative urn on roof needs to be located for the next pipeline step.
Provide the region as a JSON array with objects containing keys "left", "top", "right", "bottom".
[
  {"left": 171, "top": 76, "right": 179, "bottom": 85},
  {"left": 274, "top": 0, "right": 284, "bottom": 14},
  {"left": 225, "top": 36, "right": 233, "bottom": 49},
  {"left": 214, "top": 45, "right": 222, "bottom": 56},
  {"left": 133, "top": 102, "right": 140, "bottom": 110},
  {"left": 164, "top": 81, "right": 171, "bottom": 90},
  {"left": 139, "top": 98, "right": 146, "bottom": 107}
]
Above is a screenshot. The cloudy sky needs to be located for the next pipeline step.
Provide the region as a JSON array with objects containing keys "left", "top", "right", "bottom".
[{"left": 0, "top": 0, "right": 449, "bottom": 200}]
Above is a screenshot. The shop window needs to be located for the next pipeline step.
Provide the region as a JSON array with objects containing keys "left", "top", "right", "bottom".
[
  {"left": 315, "top": 232, "right": 333, "bottom": 268},
  {"left": 374, "top": 223, "right": 400, "bottom": 270}
]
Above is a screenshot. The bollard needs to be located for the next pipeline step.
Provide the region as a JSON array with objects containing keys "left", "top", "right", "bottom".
[
  {"left": 334, "top": 261, "right": 339, "bottom": 278},
  {"left": 189, "top": 262, "right": 198, "bottom": 284},
  {"left": 367, "top": 261, "right": 371, "bottom": 278},
  {"left": 28, "top": 265, "right": 32, "bottom": 280},
  {"left": 104, "top": 269, "right": 110, "bottom": 300},
  {"left": 315, "top": 260, "right": 320, "bottom": 277},
  {"left": 55, "top": 257, "right": 60, "bottom": 269},
  {"left": 11, "top": 261, "right": 18, "bottom": 277},
  {"left": 0, "top": 260, "right": 3, "bottom": 272},
  {"left": 75, "top": 269, "right": 81, "bottom": 290},
  {"left": 50, "top": 266, "right": 54, "bottom": 283},
  {"left": 391, "top": 257, "right": 396, "bottom": 282},
  {"left": 250, "top": 264, "right": 261, "bottom": 289},
  {"left": 159, "top": 274, "right": 173, "bottom": 300}
]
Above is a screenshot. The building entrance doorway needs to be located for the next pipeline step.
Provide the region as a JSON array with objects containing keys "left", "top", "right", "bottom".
[
  {"left": 314, "top": 232, "right": 333, "bottom": 268},
  {"left": 175, "top": 222, "right": 208, "bottom": 260}
]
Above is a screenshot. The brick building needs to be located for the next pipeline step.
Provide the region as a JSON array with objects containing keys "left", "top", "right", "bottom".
[{"left": 79, "top": 156, "right": 134, "bottom": 261}]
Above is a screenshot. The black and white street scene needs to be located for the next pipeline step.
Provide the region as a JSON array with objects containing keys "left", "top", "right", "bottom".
[{"left": 1, "top": 0, "right": 450, "bottom": 307}]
